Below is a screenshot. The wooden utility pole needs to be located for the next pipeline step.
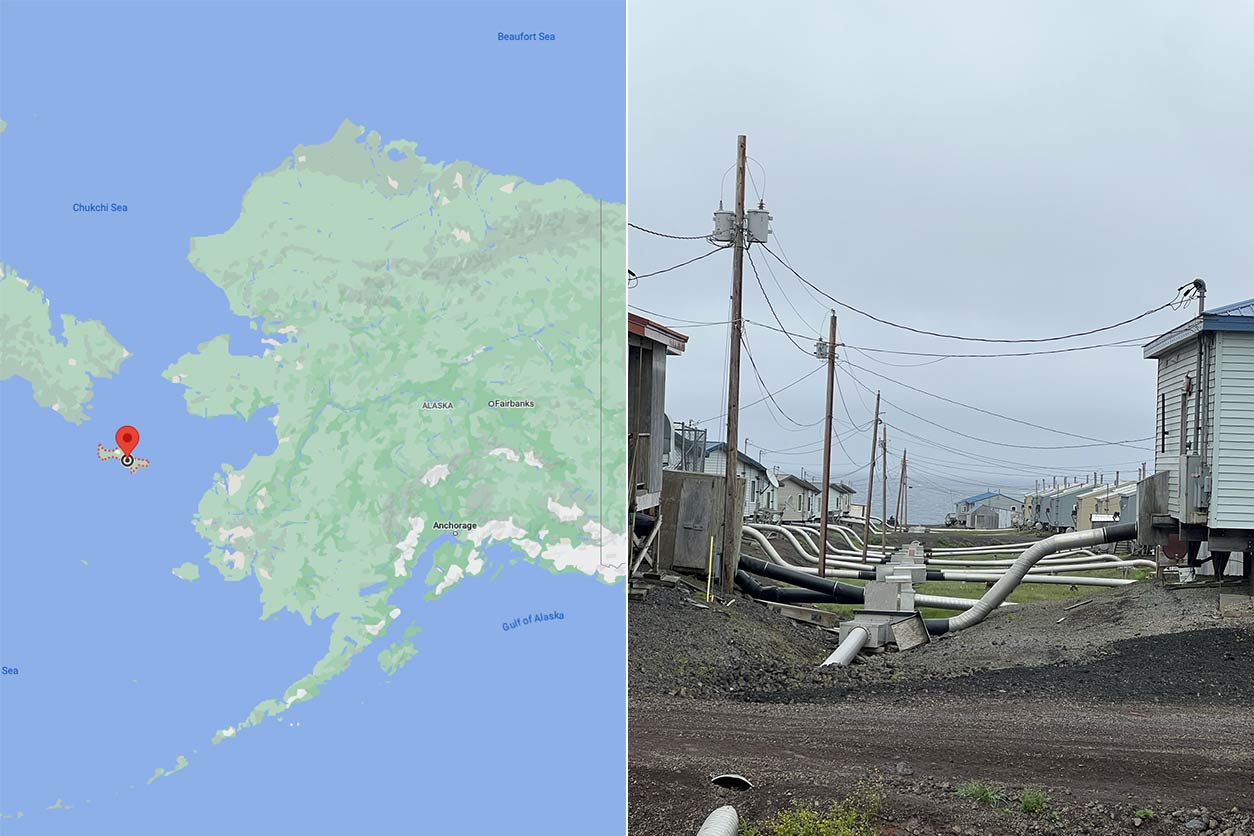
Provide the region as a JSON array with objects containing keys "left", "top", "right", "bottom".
[
  {"left": 861, "top": 391, "right": 881, "bottom": 560},
  {"left": 896, "top": 449, "right": 907, "bottom": 529},
  {"left": 719, "top": 134, "right": 748, "bottom": 594},
  {"left": 880, "top": 424, "right": 888, "bottom": 550},
  {"left": 902, "top": 449, "right": 908, "bottom": 530},
  {"left": 816, "top": 311, "right": 837, "bottom": 578}
]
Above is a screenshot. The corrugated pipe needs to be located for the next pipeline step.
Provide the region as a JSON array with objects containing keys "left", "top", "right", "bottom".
[
  {"left": 936, "top": 522, "right": 1138, "bottom": 633},
  {"left": 696, "top": 806, "right": 739, "bottom": 836}
]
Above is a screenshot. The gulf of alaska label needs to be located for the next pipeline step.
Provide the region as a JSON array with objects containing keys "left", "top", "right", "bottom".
[{"left": 502, "top": 610, "right": 566, "bottom": 632}]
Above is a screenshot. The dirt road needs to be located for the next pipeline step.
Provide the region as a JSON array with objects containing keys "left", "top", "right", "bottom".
[
  {"left": 630, "top": 695, "right": 1253, "bottom": 835},
  {"left": 629, "top": 582, "right": 1254, "bottom": 835}
]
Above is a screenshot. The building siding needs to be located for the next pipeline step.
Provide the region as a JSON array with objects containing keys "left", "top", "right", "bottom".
[
  {"left": 1153, "top": 338, "right": 1216, "bottom": 515},
  {"left": 1211, "top": 331, "right": 1254, "bottom": 529}
]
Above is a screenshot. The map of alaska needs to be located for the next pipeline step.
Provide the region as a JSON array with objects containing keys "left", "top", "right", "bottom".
[{"left": 163, "top": 120, "right": 626, "bottom": 742}]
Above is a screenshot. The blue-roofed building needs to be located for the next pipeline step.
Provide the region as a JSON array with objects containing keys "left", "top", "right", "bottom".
[
  {"left": 1140, "top": 292, "right": 1254, "bottom": 582},
  {"left": 952, "top": 491, "right": 1022, "bottom": 529}
]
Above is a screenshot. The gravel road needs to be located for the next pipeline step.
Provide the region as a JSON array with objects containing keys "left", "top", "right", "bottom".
[{"left": 629, "top": 576, "right": 1254, "bottom": 835}]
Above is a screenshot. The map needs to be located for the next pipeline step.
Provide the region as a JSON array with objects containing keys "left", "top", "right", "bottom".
[{"left": 0, "top": 3, "right": 626, "bottom": 835}]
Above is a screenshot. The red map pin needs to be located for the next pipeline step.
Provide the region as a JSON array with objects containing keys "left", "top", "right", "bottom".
[{"left": 116, "top": 425, "right": 140, "bottom": 466}]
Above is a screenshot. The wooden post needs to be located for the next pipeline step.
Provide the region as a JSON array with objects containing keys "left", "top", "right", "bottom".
[
  {"left": 719, "top": 135, "right": 747, "bottom": 594},
  {"left": 817, "top": 311, "right": 837, "bottom": 578},
  {"left": 881, "top": 424, "right": 888, "bottom": 550},
  {"left": 861, "top": 391, "right": 881, "bottom": 560}
]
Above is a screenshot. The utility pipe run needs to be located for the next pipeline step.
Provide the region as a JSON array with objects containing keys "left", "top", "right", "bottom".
[
  {"left": 823, "top": 627, "right": 869, "bottom": 666},
  {"left": 744, "top": 526, "right": 1136, "bottom": 587},
  {"left": 695, "top": 806, "right": 739, "bottom": 836},
  {"left": 937, "top": 523, "right": 1138, "bottom": 633}
]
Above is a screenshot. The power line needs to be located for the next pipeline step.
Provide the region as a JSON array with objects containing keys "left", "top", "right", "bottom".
[
  {"left": 761, "top": 243, "right": 1186, "bottom": 344},
  {"left": 843, "top": 334, "right": 1155, "bottom": 359},
  {"left": 695, "top": 359, "right": 825, "bottom": 426},
  {"left": 746, "top": 248, "right": 815, "bottom": 356},
  {"left": 841, "top": 357, "right": 1153, "bottom": 449},
  {"left": 741, "top": 329, "right": 824, "bottom": 428},
  {"left": 631, "top": 246, "right": 729, "bottom": 281},
  {"left": 627, "top": 304, "right": 732, "bottom": 328},
  {"left": 628, "top": 222, "right": 711, "bottom": 240},
  {"left": 837, "top": 363, "right": 1152, "bottom": 451}
]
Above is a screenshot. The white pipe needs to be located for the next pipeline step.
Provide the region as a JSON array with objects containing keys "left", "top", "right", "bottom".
[
  {"left": 822, "top": 627, "right": 868, "bottom": 667},
  {"left": 784, "top": 525, "right": 821, "bottom": 554},
  {"left": 945, "top": 524, "right": 1135, "bottom": 632},
  {"left": 937, "top": 571, "right": 1132, "bottom": 587},
  {"left": 696, "top": 806, "right": 739, "bottom": 836},
  {"left": 759, "top": 526, "right": 1145, "bottom": 579},
  {"left": 741, "top": 526, "right": 1002, "bottom": 611}
]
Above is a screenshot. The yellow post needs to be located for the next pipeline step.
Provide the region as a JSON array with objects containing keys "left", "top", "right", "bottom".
[{"left": 706, "top": 536, "right": 715, "bottom": 603}]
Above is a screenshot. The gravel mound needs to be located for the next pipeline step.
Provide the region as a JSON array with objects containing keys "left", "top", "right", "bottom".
[{"left": 628, "top": 583, "right": 837, "bottom": 699}]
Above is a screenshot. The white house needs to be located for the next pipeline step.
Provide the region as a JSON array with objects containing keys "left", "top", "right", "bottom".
[
  {"left": 827, "top": 482, "right": 855, "bottom": 520},
  {"left": 777, "top": 473, "right": 822, "bottom": 522},
  {"left": 704, "top": 442, "right": 779, "bottom": 519}
]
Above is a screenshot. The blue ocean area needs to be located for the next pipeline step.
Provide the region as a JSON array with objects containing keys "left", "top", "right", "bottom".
[{"left": 0, "top": 2, "right": 625, "bottom": 834}]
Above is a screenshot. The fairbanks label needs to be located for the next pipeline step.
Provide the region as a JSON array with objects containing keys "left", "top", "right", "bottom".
[{"left": 488, "top": 399, "right": 535, "bottom": 408}]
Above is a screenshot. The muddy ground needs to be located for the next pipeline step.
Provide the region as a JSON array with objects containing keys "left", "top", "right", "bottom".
[{"left": 629, "top": 576, "right": 1254, "bottom": 835}]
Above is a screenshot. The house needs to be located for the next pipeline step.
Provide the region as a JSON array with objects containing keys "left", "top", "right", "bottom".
[
  {"left": 777, "top": 472, "right": 822, "bottom": 522},
  {"left": 827, "top": 482, "right": 856, "bottom": 519},
  {"left": 628, "top": 314, "right": 687, "bottom": 513},
  {"left": 704, "top": 442, "right": 779, "bottom": 519},
  {"left": 1139, "top": 293, "right": 1254, "bottom": 581},
  {"left": 954, "top": 491, "right": 1020, "bottom": 516},
  {"left": 951, "top": 491, "right": 1020, "bottom": 529},
  {"left": 1076, "top": 482, "right": 1138, "bottom": 531},
  {"left": 1039, "top": 481, "right": 1098, "bottom": 531}
]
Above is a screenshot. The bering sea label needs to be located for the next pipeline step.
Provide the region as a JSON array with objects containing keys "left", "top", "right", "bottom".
[{"left": 502, "top": 610, "right": 566, "bottom": 632}]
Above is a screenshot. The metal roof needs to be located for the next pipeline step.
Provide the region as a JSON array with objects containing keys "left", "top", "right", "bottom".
[
  {"left": 957, "top": 490, "right": 1018, "bottom": 505},
  {"left": 628, "top": 313, "right": 689, "bottom": 355},
  {"left": 779, "top": 473, "right": 821, "bottom": 494},
  {"left": 1144, "top": 297, "right": 1254, "bottom": 359}
]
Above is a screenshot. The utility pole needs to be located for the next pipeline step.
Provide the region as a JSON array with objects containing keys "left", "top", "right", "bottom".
[
  {"left": 861, "top": 391, "right": 881, "bottom": 560},
  {"left": 903, "top": 450, "right": 908, "bottom": 530},
  {"left": 880, "top": 424, "right": 888, "bottom": 550},
  {"left": 816, "top": 311, "right": 837, "bottom": 578},
  {"left": 897, "top": 449, "right": 907, "bottom": 529},
  {"left": 719, "top": 134, "right": 747, "bottom": 595}
]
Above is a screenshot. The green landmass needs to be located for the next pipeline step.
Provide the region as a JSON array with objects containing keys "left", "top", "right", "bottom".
[
  {"left": 146, "top": 755, "right": 189, "bottom": 784},
  {"left": 166, "top": 120, "right": 625, "bottom": 743},
  {"left": 0, "top": 265, "right": 129, "bottom": 423},
  {"left": 171, "top": 562, "right": 200, "bottom": 582},
  {"left": 378, "top": 639, "right": 418, "bottom": 676}
]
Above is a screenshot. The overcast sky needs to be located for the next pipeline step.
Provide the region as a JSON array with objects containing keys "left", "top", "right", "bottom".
[{"left": 627, "top": 0, "right": 1254, "bottom": 518}]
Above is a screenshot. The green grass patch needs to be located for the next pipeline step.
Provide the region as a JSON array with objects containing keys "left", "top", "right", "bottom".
[
  {"left": 1020, "top": 788, "right": 1047, "bottom": 814},
  {"left": 1135, "top": 809, "right": 1157, "bottom": 821},
  {"left": 957, "top": 780, "right": 1003, "bottom": 806},
  {"left": 741, "top": 781, "right": 882, "bottom": 836}
]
